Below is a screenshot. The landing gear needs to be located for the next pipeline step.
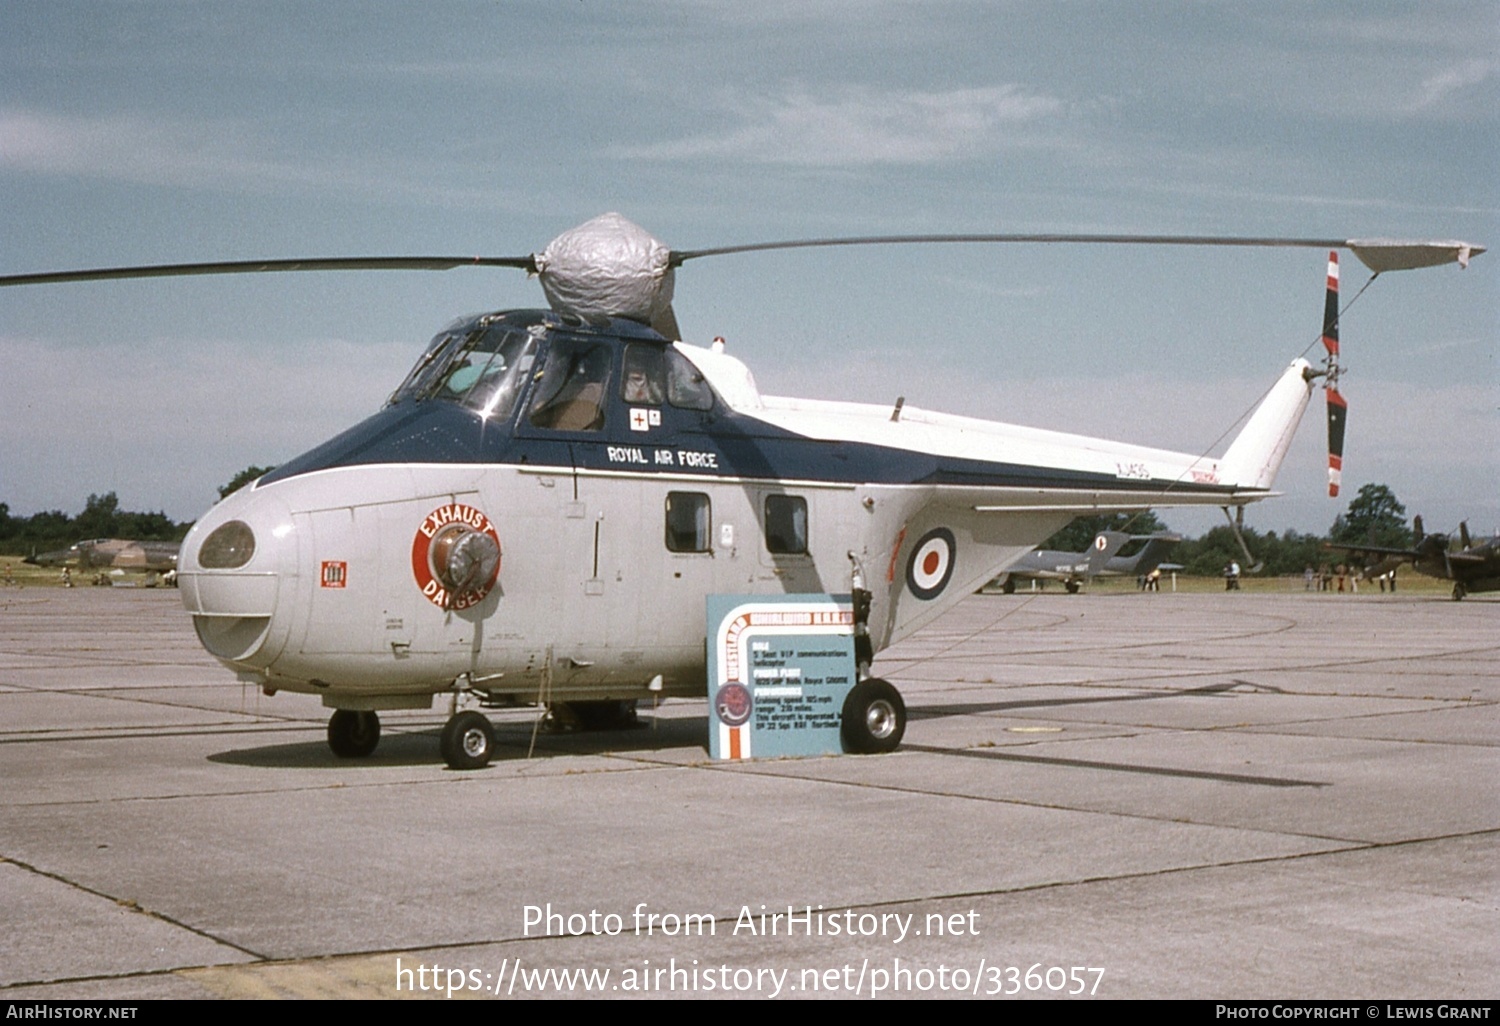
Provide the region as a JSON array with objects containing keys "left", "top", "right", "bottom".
[
  {"left": 1065, "top": 580, "right": 1081, "bottom": 594},
  {"left": 1001, "top": 578, "right": 1016, "bottom": 594},
  {"left": 440, "top": 710, "right": 496, "bottom": 770},
  {"left": 327, "top": 709, "right": 380, "bottom": 758},
  {"left": 841, "top": 678, "right": 907, "bottom": 754},
  {"left": 1453, "top": 582, "right": 1467, "bottom": 601}
]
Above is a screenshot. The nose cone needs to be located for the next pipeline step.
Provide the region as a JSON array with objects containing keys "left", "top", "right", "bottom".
[{"left": 179, "top": 485, "right": 295, "bottom": 668}]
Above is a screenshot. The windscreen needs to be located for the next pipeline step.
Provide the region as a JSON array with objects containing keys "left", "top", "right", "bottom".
[{"left": 389, "top": 318, "right": 540, "bottom": 422}]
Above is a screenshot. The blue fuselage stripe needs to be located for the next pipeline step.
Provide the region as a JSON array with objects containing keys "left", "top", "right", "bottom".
[{"left": 260, "top": 397, "right": 1237, "bottom": 498}]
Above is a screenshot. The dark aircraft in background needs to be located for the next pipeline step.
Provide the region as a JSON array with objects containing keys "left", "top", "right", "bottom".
[
  {"left": 991, "top": 530, "right": 1182, "bottom": 593},
  {"left": 27, "top": 538, "right": 180, "bottom": 586},
  {"left": 1326, "top": 517, "right": 1499, "bottom": 600}
]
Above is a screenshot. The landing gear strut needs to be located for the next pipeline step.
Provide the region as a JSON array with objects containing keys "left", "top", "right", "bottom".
[{"left": 841, "top": 554, "right": 908, "bottom": 754}]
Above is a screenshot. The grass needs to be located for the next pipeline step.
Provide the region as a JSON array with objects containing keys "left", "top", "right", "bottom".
[{"left": 0, "top": 560, "right": 172, "bottom": 589}]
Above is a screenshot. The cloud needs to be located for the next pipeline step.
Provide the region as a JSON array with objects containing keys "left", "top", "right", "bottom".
[
  {"left": 0, "top": 107, "right": 515, "bottom": 209},
  {"left": 1406, "top": 57, "right": 1499, "bottom": 113},
  {"left": 0, "top": 331, "right": 411, "bottom": 521},
  {"left": 609, "top": 85, "right": 1066, "bottom": 166},
  {"left": 2, "top": 108, "right": 285, "bottom": 185}
]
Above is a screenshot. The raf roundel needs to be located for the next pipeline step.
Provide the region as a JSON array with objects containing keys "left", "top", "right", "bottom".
[{"left": 906, "top": 527, "right": 957, "bottom": 601}]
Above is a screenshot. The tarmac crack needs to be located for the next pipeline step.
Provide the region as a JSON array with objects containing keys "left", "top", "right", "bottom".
[{"left": 0, "top": 853, "right": 267, "bottom": 964}]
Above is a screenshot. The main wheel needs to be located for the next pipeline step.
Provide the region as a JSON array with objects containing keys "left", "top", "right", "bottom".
[
  {"left": 327, "top": 709, "right": 380, "bottom": 758},
  {"left": 1452, "top": 582, "right": 1467, "bottom": 601},
  {"left": 841, "top": 678, "right": 907, "bottom": 754},
  {"left": 440, "top": 710, "right": 496, "bottom": 770}
]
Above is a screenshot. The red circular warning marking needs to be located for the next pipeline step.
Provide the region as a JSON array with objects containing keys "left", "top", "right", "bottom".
[
  {"left": 906, "top": 527, "right": 956, "bottom": 601},
  {"left": 411, "top": 503, "right": 502, "bottom": 610}
]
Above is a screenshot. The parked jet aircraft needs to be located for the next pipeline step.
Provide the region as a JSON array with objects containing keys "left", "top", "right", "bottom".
[
  {"left": 1328, "top": 517, "right": 1500, "bottom": 600},
  {"left": 992, "top": 530, "right": 1182, "bottom": 593},
  {"left": 0, "top": 215, "right": 1483, "bottom": 767},
  {"left": 27, "top": 538, "right": 180, "bottom": 586}
]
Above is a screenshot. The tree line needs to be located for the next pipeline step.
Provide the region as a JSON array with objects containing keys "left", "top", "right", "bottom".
[
  {"left": 0, "top": 466, "right": 273, "bottom": 558},
  {"left": 3, "top": 474, "right": 1414, "bottom": 576}
]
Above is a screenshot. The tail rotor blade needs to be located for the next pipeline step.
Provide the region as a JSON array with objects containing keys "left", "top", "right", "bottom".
[
  {"left": 1321, "top": 251, "right": 1346, "bottom": 498},
  {"left": 1326, "top": 386, "right": 1348, "bottom": 498}
]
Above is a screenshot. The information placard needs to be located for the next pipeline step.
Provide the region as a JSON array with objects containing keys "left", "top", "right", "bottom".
[{"left": 707, "top": 594, "right": 856, "bottom": 760}]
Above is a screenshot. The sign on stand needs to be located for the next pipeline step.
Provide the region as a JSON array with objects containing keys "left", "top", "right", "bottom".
[{"left": 707, "top": 594, "right": 856, "bottom": 760}]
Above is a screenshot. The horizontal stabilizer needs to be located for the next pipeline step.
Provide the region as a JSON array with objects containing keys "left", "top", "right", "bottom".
[{"left": 1346, "top": 239, "right": 1484, "bottom": 272}]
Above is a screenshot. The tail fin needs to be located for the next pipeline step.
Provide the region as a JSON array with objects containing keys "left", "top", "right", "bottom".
[
  {"left": 1119, "top": 533, "right": 1183, "bottom": 576},
  {"left": 1219, "top": 358, "right": 1316, "bottom": 491},
  {"left": 1083, "top": 531, "right": 1131, "bottom": 577}
]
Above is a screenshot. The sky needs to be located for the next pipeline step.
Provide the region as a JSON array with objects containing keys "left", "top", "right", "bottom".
[{"left": 2, "top": 1, "right": 1495, "bottom": 539}]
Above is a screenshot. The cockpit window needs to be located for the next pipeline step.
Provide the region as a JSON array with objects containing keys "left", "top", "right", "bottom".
[
  {"left": 528, "top": 338, "right": 613, "bottom": 432},
  {"left": 621, "top": 344, "right": 666, "bottom": 405},
  {"left": 389, "top": 319, "right": 538, "bottom": 422},
  {"left": 666, "top": 348, "right": 714, "bottom": 411},
  {"left": 391, "top": 329, "right": 467, "bottom": 402}
]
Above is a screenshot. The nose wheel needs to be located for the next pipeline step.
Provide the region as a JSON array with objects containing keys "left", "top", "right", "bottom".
[{"left": 327, "top": 709, "right": 381, "bottom": 758}]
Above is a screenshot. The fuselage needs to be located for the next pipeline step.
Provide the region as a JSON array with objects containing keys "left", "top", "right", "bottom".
[
  {"left": 30, "top": 538, "right": 179, "bottom": 572},
  {"left": 179, "top": 309, "right": 1311, "bottom": 711}
]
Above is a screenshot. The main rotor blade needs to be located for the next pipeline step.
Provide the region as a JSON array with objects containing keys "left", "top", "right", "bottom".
[
  {"left": 0, "top": 255, "right": 536, "bottom": 288},
  {"left": 671, "top": 234, "right": 1485, "bottom": 273}
]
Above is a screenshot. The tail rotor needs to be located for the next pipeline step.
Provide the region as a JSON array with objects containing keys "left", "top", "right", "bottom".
[{"left": 1321, "top": 251, "right": 1348, "bottom": 498}]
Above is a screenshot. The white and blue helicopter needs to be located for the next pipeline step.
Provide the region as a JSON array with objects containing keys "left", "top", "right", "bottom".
[{"left": 1, "top": 215, "right": 1482, "bottom": 768}]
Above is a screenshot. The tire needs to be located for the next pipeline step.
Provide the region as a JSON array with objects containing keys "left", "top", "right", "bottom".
[
  {"left": 440, "top": 710, "right": 496, "bottom": 770},
  {"left": 1001, "top": 578, "right": 1016, "bottom": 595},
  {"left": 841, "top": 678, "right": 907, "bottom": 754},
  {"left": 327, "top": 709, "right": 380, "bottom": 758},
  {"left": 1065, "top": 581, "right": 1081, "bottom": 594},
  {"left": 1452, "top": 582, "right": 1467, "bottom": 601}
]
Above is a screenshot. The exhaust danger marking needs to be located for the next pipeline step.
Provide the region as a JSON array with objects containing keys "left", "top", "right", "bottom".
[{"left": 411, "top": 502, "right": 502, "bottom": 610}]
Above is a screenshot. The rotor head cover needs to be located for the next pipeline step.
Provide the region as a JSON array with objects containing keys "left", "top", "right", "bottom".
[{"left": 534, "top": 212, "right": 676, "bottom": 327}]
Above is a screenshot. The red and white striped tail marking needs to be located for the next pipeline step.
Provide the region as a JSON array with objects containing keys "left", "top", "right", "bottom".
[{"left": 1322, "top": 251, "right": 1346, "bottom": 498}]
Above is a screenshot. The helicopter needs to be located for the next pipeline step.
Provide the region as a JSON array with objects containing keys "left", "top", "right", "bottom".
[{"left": 1, "top": 214, "right": 1483, "bottom": 768}]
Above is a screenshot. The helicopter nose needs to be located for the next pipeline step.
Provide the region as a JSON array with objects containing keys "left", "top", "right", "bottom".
[{"left": 179, "top": 489, "right": 295, "bottom": 668}]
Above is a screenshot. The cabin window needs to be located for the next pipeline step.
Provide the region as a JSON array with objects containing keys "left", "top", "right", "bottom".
[
  {"left": 528, "top": 339, "right": 613, "bottom": 432},
  {"left": 621, "top": 344, "right": 667, "bottom": 405},
  {"left": 665, "top": 492, "right": 711, "bottom": 553},
  {"left": 763, "top": 495, "right": 808, "bottom": 555},
  {"left": 666, "top": 349, "right": 714, "bottom": 411}
]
